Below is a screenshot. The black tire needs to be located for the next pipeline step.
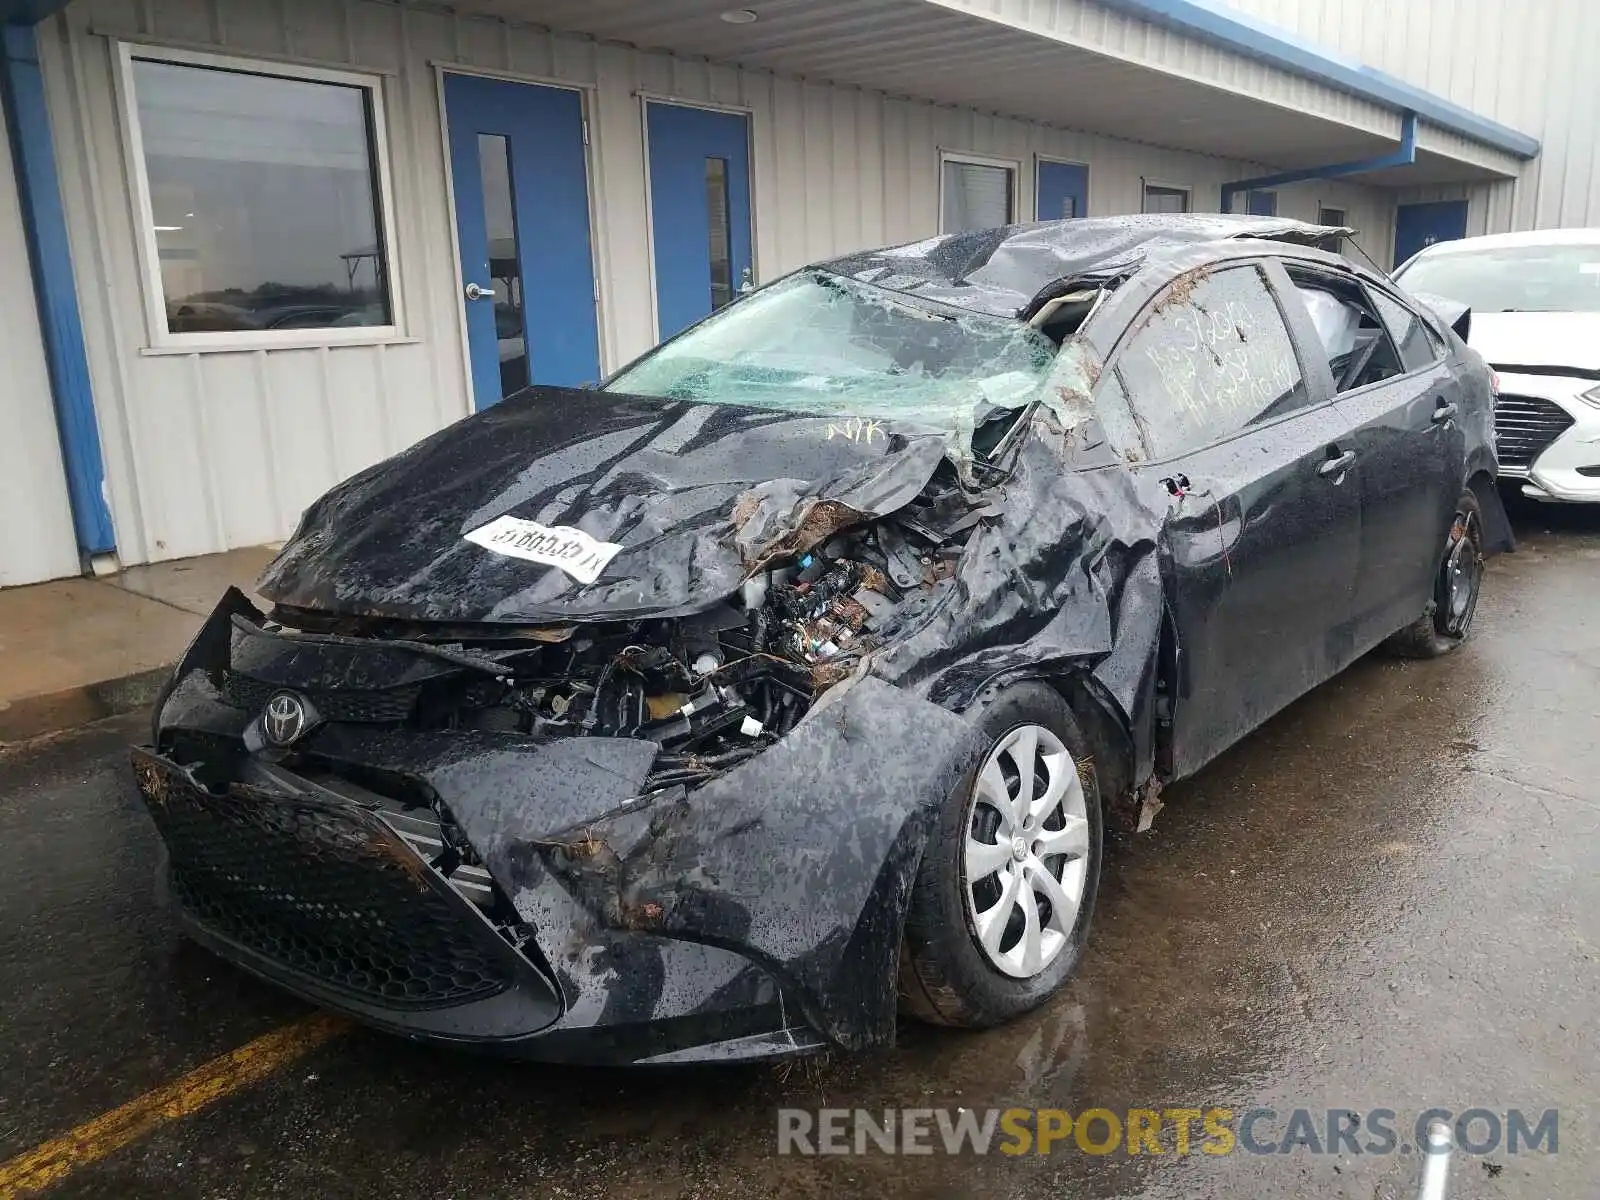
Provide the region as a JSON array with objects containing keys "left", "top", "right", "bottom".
[
  {"left": 898, "top": 681, "right": 1104, "bottom": 1028},
  {"left": 1384, "top": 489, "right": 1486, "bottom": 659}
]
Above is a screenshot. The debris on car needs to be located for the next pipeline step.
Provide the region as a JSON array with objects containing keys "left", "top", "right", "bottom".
[{"left": 132, "top": 215, "right": 1506, "bottom": 1064}]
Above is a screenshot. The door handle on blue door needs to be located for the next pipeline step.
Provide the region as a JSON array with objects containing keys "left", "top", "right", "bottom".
[
  {"left": 1318, "top": 449, "right": 1357, "bottom": 478},
  {"left": 1431, "top": 400, "right": 1459, "bottom": 423}
]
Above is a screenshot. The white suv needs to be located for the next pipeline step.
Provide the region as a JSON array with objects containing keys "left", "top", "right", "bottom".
[{"left": 1394, "top": 228, "right": 1600, "bottom": 502}]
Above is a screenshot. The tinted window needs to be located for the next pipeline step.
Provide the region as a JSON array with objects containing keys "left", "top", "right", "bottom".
[
  {"left": 1286, "top": 271, "right": 1405, "bottom": 393},
  {"left": 1370, "top": 289, "right": 1436, "bottom": 372},
  {"left": 1395, "top": 241, "right": 1600, "bottom": 313},
  {"left": 1115, "top": 265, "right": 1307, "bottom": 459},
  {"left": 130, "top": 57, "right": 391, "bottom": 334}
]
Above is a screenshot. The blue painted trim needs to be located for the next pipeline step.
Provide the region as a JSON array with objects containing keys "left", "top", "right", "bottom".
[
  {"left": 0, "top": 1, "right": 71, "bottom": 23},
  {"left": 1221, "top": 112, "right": 1417, "bottom": 212},
  {"left": 2, "top": 22, "right": 115, "bottom": 555},
  {"left": 1097, "top": 0, "right": 1540, "bottom": 160}
]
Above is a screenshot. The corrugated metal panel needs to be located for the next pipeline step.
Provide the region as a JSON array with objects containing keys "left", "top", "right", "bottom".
[
  {"left": 493, "top": 0, "right": 1413, "bottom": 165},
  {"left": 1231, "top": 0, "right": 1600, "bottom": 231},
  {"left": 40, "top": 0, "right": 1399, "bottom": 564},
  {"left": 0, "top": 81, "right": 80, "bottom": 586}
]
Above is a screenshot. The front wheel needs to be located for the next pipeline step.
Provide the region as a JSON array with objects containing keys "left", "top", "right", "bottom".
[
  {"left": 1383, "top": 489, "right": 1485, "bottom": 659},
  {"left": 898, "top": 682, "right": 1104, "bottom": 1028}
]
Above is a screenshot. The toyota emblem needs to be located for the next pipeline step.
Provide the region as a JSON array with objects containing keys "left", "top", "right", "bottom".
[{"left": 262, "top": 691, "right": 310, "bottom": 748}]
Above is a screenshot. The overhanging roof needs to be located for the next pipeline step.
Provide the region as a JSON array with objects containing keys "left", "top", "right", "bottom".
[
  {"left": 1095, "top": 0, "right": 1539, "bottom": 160},
  {"left": 445, "top": 0, "right": 1533, "bottom": 183}
]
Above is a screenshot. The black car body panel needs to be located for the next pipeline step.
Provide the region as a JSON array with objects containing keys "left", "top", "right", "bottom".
[{"left": 133, "top": 216, "right": 1506, "bottom": 1063}]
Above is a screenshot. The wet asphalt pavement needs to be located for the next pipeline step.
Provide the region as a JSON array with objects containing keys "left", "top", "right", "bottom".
[{"left": 1, "top": 500, "right": 1595, "bottom": 1199}]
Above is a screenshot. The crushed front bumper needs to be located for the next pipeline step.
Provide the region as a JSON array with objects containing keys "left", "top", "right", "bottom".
[
  {"left": 132, "top": 591, "right": 985, "bottom": 1064},
  {"left": 132, "top": 747, "right": 564, "bottom": 1044}
]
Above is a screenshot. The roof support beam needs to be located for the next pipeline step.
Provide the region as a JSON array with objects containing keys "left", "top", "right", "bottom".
[{"left": 1221, "top": 112, "right": 1417, "bottom": 214}]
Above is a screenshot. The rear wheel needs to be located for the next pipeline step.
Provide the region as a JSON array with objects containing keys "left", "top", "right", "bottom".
[
  {"left": 1384, "top": 490, "right": 1485, "bottom": 659},
  {"left": 899, "top": 682, "right": 1104, "bottom": 1028}
]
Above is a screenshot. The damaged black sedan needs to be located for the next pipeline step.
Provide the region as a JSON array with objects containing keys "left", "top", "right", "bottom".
[{"left": 132, "top": 214, "right": 1508, "bottom": 1064}]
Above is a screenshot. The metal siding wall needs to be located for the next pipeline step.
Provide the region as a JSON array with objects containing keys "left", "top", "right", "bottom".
[
  {"left": 0, "top": 79, "right": 80, "bottom": 586},
  {"left": 42, "top": 0, "right": 1400, "bottom": 564},
  {"left": 1230, "top": 0, "right": 1600, "bottom": 231},
  {"left": 933, "top": 0, "right": 1400, "bottom": 139}
]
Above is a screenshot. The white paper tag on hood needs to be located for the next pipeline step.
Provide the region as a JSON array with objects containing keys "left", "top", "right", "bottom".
[{"left": 464, "top": 515, "right": 622, "bottom": 585}]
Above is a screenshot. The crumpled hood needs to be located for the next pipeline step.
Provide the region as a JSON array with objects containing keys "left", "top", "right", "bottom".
[
  {"left": 257, "top": 386, "right": 951, "bottom": 624},
  {"left": 1468, "top": 311, "right": 1600, "bottom": 374}
]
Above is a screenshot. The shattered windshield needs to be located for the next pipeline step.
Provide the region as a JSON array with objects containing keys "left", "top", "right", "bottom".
[{"left": 603, "top": 270, "right": 1057, "bottom": 435}]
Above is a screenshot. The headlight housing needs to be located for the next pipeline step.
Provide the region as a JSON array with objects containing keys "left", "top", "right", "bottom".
[{"left": 1579, "top": 384, "right": 1600, "bottom": 409}]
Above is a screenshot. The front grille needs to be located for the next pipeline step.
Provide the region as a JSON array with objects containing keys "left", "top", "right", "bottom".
[
  {"left": 134, "top": 753, "right": 513, "bottom": 1010},
  {"left": 223, "top": 671, "right": 418, "bottom": 723},
  {"left": 1494, "top": 394, "right": 1574, "bottom": 470}
]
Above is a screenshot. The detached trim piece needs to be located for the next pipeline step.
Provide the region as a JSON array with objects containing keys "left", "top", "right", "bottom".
[
  {"left": 0, "top": 22, "right": 115, "bottom": 555},
  {"left": 1094, "top": 0, "right": 1540, "bottom": 160}
]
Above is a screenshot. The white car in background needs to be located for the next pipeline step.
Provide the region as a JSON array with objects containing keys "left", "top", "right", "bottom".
[{"left": 1394, "top": 228, "right": 1600, "bottom": 502}]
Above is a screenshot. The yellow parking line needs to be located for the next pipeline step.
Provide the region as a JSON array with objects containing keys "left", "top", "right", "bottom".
[{"left": 0, "top": 1013, "right": 348, "bottom": 1197}]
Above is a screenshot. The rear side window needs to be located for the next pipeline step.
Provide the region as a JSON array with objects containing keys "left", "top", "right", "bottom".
[
  {"left": 1285, "top": 270, "right": 1405, "bottom": 393},
  {"left": 1370, "top": 289, "right": 1437, "bottom": 372},
  {"left": 1113, "top": 265, "right": 1307, "bottom": 460}
]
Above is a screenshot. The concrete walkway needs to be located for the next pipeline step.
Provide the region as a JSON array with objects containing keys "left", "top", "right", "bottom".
[{"left": 0, "top": 547, "right": 274, "bottom": 744}]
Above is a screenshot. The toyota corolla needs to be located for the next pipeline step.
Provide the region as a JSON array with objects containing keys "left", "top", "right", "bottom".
[{"left": 132, "top": 215, "right": 1508, "bottom": 1064}]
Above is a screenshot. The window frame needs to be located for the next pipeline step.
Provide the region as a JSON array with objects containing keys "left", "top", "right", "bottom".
[
  {"left": 1100, "top": 259, "right": 1318, "bottom": 465},
  {"left": 937, "top": 150, "right": 1020, "bottom": 233},
  {"left": 1366, "top": 284, "right": 1443, "bottom": 373},
  {"left": 1282, "top": 264, "right": 1429, "bottom": 398},
  {"left": 113, "top": 41, "right": 406, "bottom": 352},
  {"left": 1315, "top": 206, "right": 1347, "bottom": 254},
  {"left": 1142, "top": 182, "right": 1191, "bottom": 215},
  {"left": 1033, "top": 153, "right": 1091, "bottom": 221}
]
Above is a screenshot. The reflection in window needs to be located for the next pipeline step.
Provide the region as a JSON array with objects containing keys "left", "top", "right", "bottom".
[
  {"left": 1117, "top": 267, "right": 1306, "bottom": 459},
  {"left": 705, "top": 157, "right": 734, "bottom": 311},
  {"left": 1370, "top": 289, "right": 1436, "bottom": 372},
  {"left": 129, "top": 57, "right": 391, "bottom": 335},
  {"left": 478, "top": 133, "right": 528, "bottom": 397},
  {"left": 942, "top": 160, "right": 1014, "bottom": 232}
]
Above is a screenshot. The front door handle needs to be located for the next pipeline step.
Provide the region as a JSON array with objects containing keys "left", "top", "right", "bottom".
[
  {"left": 1431, "top": 400, "right": 1459, "bottom": 424},
  {"left": 1318, "top": 449, "right": 1357, "bottom": 478},
  {"left": 464, "top": 282, "right": 497, "bottom": 302}
]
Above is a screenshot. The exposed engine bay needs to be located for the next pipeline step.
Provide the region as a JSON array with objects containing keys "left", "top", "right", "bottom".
[{"left": 259, "top": 478, "right": 982, "bottom": 795}]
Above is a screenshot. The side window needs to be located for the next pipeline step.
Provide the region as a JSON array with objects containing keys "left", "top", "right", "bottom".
[
  {"left": 1370, "top": 289, "right": 1438, "bottom": 371},
  {"left": 1113, "top": 265, "right": 1308, "bottom": 460},
  {"left": 1285, "top": 270, "right": 1406, "bottom": 393}
]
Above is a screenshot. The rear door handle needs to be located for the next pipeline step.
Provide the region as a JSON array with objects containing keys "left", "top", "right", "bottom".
[
  {"left": 1431, "top": 400, "right": 1459, "bottom": 424},
  {"left": 1318, "top": 449, "right": 1357, "bottom": 478}
]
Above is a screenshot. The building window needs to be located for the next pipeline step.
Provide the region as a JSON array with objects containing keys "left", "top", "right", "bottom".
[
  {"left": 1316, "top": 207, "right": 1347, "bottom": 254},
  {"left": 940, "top": 153, "right": 1017, "bottom": 233},
  {"left": 118, "top": 45, "right": 399, "bottom": 346},
  {"left": 1143, "top": 184, "right": 1190, "bottom": 214}
]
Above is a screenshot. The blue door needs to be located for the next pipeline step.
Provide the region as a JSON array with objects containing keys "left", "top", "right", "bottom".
[
  {"left": 1394, "top": 200, "right": 1468, "bottom": 269},
  {"left": 645, "top": 102, "right": 752, "bottom": 341},
  {"left": 444, "top": 74, "right": 600, "bottom": 407},
  {"left": 1246, "top": 189, "right": 1277, "bottom": 216},
  {"left": 1036, "top": 159, "right": 1088, "bottom": 220}
]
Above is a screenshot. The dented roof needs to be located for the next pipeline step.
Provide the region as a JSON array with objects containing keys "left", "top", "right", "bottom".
[{"left": 818, "top": 213, "right": 1353, "bottom": 320}]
